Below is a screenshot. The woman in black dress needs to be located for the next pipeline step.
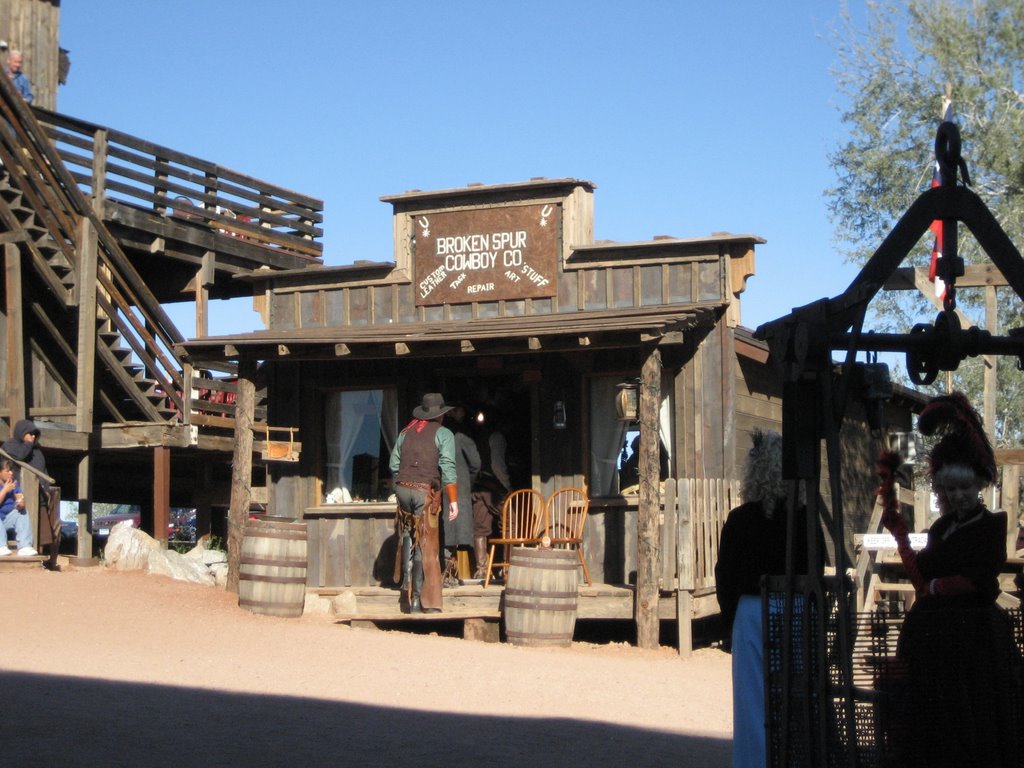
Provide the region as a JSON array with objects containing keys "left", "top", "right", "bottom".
[{"left": 881, "top": 392, "right": 1021, "bottom": 768}]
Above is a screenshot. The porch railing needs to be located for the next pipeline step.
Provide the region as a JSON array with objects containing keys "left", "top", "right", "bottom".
[{"left": 34, "top": 107, "right": 324, "bottom": 261}]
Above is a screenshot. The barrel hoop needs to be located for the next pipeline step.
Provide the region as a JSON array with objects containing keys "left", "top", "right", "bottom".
[
  {"left": 505, "top": 630, "right": 573, "bottom": 640},
  {"left": 238, "top": 597, "right": 302, "bottom": 614},
  {"left": 505, "top": 588, "right": 577, "bottom": 600},
  {"left": 509, "top": 559, "right": 577, "bottom": 570},
  {"left": 243, "top": 530, "right": 307, "bottom": 540},
  {"left": 240, "top": 555, "right": 307, "bottom": 567},
  {"left": 238, "top": 573, "right": 307, "bottom": 585},
  {"left": 505, "top": 598, "right": 577, "bottom": 612}
]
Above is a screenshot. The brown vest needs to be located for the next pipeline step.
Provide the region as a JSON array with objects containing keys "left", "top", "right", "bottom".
[{"left": 396, "top": 420, "right": 441, "bottom": 487}]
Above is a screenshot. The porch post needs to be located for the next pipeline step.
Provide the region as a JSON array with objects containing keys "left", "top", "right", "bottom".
[
  {"left": 226, "top": 357, "right": 256, "bottom": 593},
  {"left": 636, "top": 346, "right": 662, "bottom": 649},
  {"left": 153, "top": 446, "right": 170, "bottom": 546}
]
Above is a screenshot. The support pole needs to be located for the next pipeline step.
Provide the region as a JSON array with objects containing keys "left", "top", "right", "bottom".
[
  {"left": 76, "top": 454, "right": 95, "bottom": 561},
  {"left": 5, "top": 242, "right": 25, "bottom": 429},
  {"left": 227, "top": 357, "right": 256, "bottom": 593},
  {"left": 636, "top": 346, "right": 662, "bottom": 649},
  {"left": 153, "top": 446, "right": 170, "bottom": 546},
  {"left": 76, "top": 217, "right": 98, "bottom": 432}
]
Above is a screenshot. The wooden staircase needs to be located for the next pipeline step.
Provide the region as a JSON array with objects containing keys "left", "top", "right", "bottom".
[{"left": 0, "top": 63, "right": 185, "bottom": 426}]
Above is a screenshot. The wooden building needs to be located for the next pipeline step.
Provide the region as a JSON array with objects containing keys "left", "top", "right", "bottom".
[{"left": 179, "top": 177, "right": 921, "bottom": 642}]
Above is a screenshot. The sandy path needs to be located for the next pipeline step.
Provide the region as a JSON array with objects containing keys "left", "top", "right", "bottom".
[{"left": 2, "top": 565, "right": 733, "bottom": 767}]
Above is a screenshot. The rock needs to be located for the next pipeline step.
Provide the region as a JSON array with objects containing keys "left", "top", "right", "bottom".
[
  {"left": 105, "top": 522, "right": 158, "bottom": 571},
  {"left": 201, "top": 549, "right": 227, "bottom": 566},
  {"left": 330, "top": 591, "right": 358, "bottom": 616},
  {"left": 208, "top": 561, "right": 229, "bottom": 587},
  {"left": 303, "top": 594, "right": 332, "bottom": 615},
  {"left": 148, "top": 548, "right": 215, "bottom": 586},
  {"left": 103, "top": 523, "right": 220, "bottom": 587}
]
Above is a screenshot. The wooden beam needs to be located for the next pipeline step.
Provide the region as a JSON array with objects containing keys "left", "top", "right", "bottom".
[
  {"left": 227, "top": 358, "right": 256, "bottom": 593},
  {"left": 5, "top": 242, "right": 25, "bottom": 427},
  {"left": 884, "top": 264, "right": 1009, "bottom": 290},
  {"left": 76, "top": 217, "right": 98, "bottom": 432},
  {"left": 0, "top": 231, "right": 28, "bottom": 245}
]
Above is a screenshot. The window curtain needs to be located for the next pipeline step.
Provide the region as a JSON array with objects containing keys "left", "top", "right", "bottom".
[{"left": 590, "top": 377, "right": 629, "bottom": 497}]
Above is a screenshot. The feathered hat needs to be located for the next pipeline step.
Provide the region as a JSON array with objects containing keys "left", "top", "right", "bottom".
[{"left": 916, "top": 391, "right": 996, "bottom": 484}]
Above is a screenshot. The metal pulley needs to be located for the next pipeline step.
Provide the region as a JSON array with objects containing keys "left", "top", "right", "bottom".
[{"left": 906, "top": 309, "right": 988, "bottom": 385}]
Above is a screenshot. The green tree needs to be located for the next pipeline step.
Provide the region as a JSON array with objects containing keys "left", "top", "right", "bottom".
[{"left": 828, "top": 0, "right": 1024, "bottom": 445}]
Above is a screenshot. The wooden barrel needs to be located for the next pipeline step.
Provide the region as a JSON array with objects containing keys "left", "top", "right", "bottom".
[
  {"left": 503, "top": 547, "right": 579, "bottom": 647},
  {"left": 238, "top": 515, "right": 307, "bottom": 618}
]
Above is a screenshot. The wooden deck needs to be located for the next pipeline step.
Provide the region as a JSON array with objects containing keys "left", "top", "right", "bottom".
[{"left": 313, "top": 583, "right": 719, "bottom": 627}]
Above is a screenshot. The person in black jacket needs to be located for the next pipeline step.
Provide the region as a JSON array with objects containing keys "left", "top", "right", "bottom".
[
  {"left": 0, "top": 420, "right": 49, "bottom": 557},
  {"left": 715, "top": 429, "right": 820, "bottom": 768},
  {"left": 1, "top": 419, "right": 49, "bottom": 499}
]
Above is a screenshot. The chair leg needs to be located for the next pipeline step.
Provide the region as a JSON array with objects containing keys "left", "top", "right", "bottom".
[
  {"left": 577, "top": 548, "right": 592, "bottom": 586},
  {"left": 483, "top": 545, "right": 497, "bottom": 589}
]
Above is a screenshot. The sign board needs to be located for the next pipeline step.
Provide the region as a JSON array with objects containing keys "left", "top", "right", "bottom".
[
  {"left": 412, "top": 203, "right": 560, "bottom": 306},
  {"left": 862, "top": 533, "right": 928, "bottom": 550}
]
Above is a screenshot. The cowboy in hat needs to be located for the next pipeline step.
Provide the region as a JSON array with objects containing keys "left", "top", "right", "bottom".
[{"left": 389, "top": 393, "right": 459, "bottom": 613}]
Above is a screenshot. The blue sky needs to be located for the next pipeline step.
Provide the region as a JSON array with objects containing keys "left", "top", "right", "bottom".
[{"left": 56, "top": 1, "right": 866, "bottom": 336}]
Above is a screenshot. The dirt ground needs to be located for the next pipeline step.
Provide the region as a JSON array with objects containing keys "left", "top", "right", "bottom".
[{"left": 2, "top": 563, "right": 734, "bottom": 767}]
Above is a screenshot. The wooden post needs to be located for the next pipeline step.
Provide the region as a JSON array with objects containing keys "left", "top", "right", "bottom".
[
  {"left": 636, "top": 346, "right": 662, "bottom": 649},
  {"left": 227, "top": 357, "right": 256, "bottom": 593},
  {"left": 5, "top": 242, "right": 25, "bottom": 428},
  {"left": 76, "top": 454, "right": 95, "bottom": 561},
  {"left": 984, "top": 285, "right": 998, "bottom": 510},
  {"left": 90, "top": 128, "right": 108, "bottom": 213},
  {"left": 76, "top": 217, "right": 98, "bottom": 432},
  {"left": 153, "top": 446, "right": 170, "bottom": 546}
]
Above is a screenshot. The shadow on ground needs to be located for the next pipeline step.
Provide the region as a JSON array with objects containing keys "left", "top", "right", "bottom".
[{"left": 7, "top": 670, "right": 729, "bottom": 767}]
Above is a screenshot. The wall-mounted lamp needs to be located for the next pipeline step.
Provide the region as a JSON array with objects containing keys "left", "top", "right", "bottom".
[
  {"left": 615, "top": 381, "right": 639, "bottom": 422},
  {"left": 553, "top": 400, "right": 567, "bottom": 430}
]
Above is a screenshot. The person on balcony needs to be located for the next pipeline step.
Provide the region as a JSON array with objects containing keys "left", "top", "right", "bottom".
[
  {"left": 389, "top": 393, "right": 459, "bottom": 613},
  {"left": 4, "top": 50, "right": 33, "bottom": 103},
  {"left": 0, "top": 459, "right": 35, "bottom": 556}
]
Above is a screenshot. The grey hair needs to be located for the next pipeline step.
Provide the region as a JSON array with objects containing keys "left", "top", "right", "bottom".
[{"left": 741, "top": 429, "right": 785, "bottom": 513}]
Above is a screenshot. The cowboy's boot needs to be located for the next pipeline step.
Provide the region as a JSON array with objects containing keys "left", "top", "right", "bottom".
[
  {"left": 473, "top": 536, "right": 489, "bottom": 579},
  {"left": 410, "top": 556, "right": 424, "bottom": 614},
  {"left": 399, "top": 533, "right": 414, "bottom": 613}
]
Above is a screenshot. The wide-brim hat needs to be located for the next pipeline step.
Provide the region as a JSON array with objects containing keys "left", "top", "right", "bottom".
[{"left": 413, "top": 393, "right": 453, "bottom": 420}]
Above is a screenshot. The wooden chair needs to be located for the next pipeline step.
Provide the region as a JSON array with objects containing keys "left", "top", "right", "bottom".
[
  {"left": 483, "top": 489, "right": 544, "bottom": 588},
  {"left": 540, "top": 487, "right": 591, "bottom": 585}
]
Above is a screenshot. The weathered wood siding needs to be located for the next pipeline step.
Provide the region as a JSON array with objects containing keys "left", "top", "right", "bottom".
[{"left": 265, "top": 251, "right": 731, "bottom": 332}]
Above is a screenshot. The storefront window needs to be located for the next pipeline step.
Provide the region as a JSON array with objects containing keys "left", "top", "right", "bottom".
[
  {"left": 589, "top": 376, "right": 672, "bottom": 497},
  {"left": 324, "top": 389, "right": 398, "bottom": 502}
]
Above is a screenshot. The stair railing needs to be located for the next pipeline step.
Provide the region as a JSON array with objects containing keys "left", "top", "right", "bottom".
[{"left": 0, "top": 67, "right": 185, "bottom": 418}]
